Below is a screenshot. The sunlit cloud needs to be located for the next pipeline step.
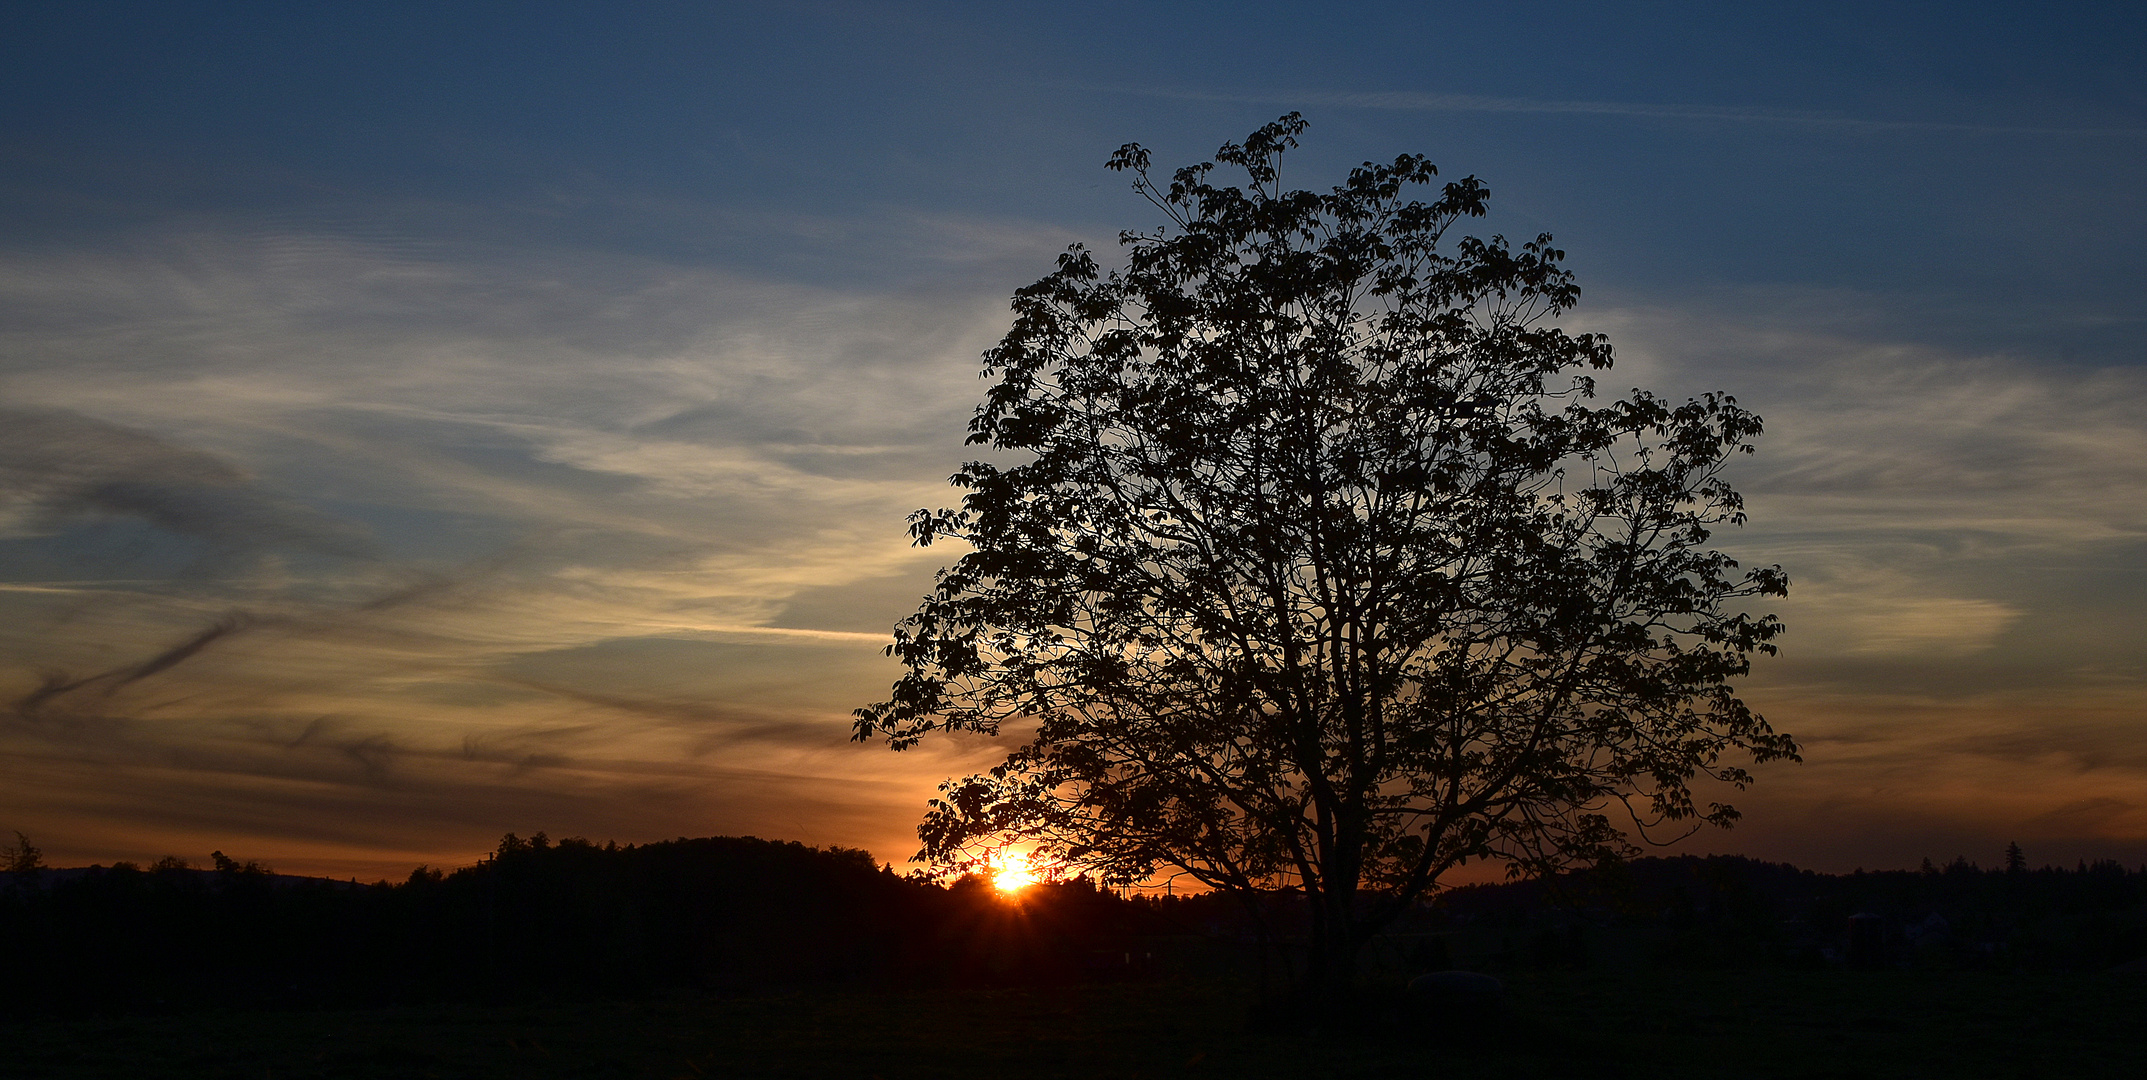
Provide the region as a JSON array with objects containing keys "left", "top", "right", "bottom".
[
  {"left": 1581, "top": 296, "right": 2147, "bottom": 867},
  {"left": 1784, "top": 590, "right": 2019, "bottom": 658},
  {"left": 0, "top": 223, "right": 1059, "bottom": 870},
  {"left": 1, "top": 205, "right": 2142, "bottom": 878}
]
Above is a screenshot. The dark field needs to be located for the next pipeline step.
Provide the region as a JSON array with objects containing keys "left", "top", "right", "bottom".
[{"left": 7, "top": 969, "right": 2143, "bottom": 1080}]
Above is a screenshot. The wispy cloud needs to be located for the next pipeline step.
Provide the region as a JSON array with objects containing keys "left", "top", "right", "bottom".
[
  {"left": 0, "top": 222, "right": 1046, "bottom": 869},
  {"left": 0, "top": 407, "right": 374, "bottom": 559},
  {"left": 1589, "top": 294, "right": 2147, "bottom": 868},
  {"left": 4, "top": 213, "right": 2143, "bottom": 876}
]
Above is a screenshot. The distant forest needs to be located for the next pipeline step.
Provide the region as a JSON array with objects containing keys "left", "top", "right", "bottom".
[{"left": 3, "top": 834, "right": 2143, "bottom": 1015}]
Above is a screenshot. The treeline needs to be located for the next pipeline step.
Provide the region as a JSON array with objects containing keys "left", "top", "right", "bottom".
[
  {"left": 1008, "top": 853, "right": 2147, "bottom": 975},
  {"left": 1413, "top": 853, "right": 2147, "bottom": 972},
  {"left": 0, "top": 834, "right": 1167, "bottom": 1015},
  {"left": 7, "top": 838, "right": 2144, "bottom": 1016}
]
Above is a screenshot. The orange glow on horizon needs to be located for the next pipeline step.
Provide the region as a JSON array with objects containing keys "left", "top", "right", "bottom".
[{"left": 990, "top": 852, "right": 1040, "bottom": 894}]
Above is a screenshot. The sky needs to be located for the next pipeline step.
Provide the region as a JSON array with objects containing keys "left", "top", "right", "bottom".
[{"left": 1, "top": 1, "right": 2143, "bottom": 880}]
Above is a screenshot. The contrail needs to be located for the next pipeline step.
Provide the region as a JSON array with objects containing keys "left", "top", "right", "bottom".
[
  {"left": 108, "top": 614, "right": 250, "bottom": 690},
  {"left": 15, "top": 613, "right": 250, "bottom": 715}
]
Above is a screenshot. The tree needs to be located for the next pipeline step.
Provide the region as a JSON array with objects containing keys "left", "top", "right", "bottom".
[
  {"left": 2005, "top": 841, "right": 2027, "bottom": 875},
  {"left": 2, "top": 831, "right": 41, "bottom": 875},
  {"left": 854, "top": 115, "right": 1796, "bottom": 994}
]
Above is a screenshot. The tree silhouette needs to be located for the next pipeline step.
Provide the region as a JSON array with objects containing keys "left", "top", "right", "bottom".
[
  {"left": 2, "top": 832, "right": 40, "bottom": 875},
  {"left": 856, "top": 115, "right": 1796, "bottom": 994}
]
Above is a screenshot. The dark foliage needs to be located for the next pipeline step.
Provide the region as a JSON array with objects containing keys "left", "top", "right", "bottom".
[
  {"left": 6, "top": 835, "right": 2141, "bottom": 1020},
  {"left": 1406, "top": 852, "right": 2147, "bottom": 973},
  {"left": 0, "top": 834, "right": 1172, "bottom": 1016}
]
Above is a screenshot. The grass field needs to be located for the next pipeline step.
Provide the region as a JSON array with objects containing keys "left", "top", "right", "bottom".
[{"left": 6, "top": 968, "right": 2143, "bottom": 1079}]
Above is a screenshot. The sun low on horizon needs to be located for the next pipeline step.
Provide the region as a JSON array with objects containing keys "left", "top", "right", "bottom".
[{"left": 990, "top": 851, "right": 1042, "bottom": 895}]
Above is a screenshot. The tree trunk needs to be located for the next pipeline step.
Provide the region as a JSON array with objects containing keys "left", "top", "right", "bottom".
[{"left": 1302, "top": 884, "right": 1364, "bottom": 1009}]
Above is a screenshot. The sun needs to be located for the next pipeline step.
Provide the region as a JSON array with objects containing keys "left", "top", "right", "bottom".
[{"left": 989, "top": 853, "right": 1040, "bottom": 895}]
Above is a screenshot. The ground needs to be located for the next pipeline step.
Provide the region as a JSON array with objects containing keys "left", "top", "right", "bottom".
[{"left": 4, "top": 969, "right": 2142, "bottom": 1078}]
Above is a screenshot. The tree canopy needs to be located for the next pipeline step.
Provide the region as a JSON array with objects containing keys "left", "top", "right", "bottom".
[{"left": 855, "top": 115, "right": 1796, "bottom": 987}]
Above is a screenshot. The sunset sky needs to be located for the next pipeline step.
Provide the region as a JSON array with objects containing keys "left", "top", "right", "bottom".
[{"left": 2, "top": 2, "right": 2143, "bottom": 880}]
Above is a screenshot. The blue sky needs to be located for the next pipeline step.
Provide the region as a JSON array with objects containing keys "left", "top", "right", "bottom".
[{"left": 2, "top": 1, "right": 2143, "bottom": 878}]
